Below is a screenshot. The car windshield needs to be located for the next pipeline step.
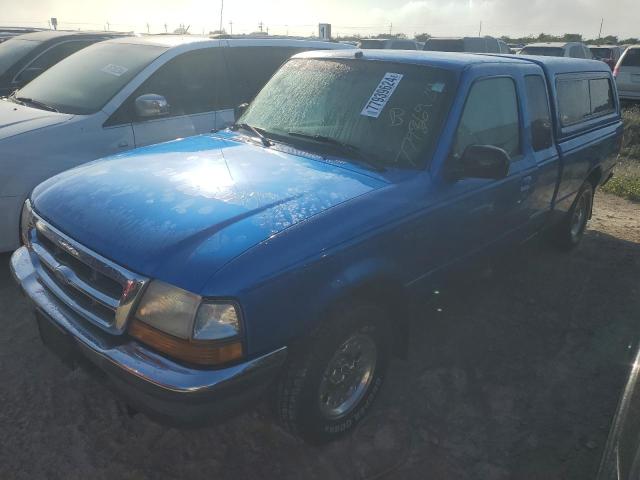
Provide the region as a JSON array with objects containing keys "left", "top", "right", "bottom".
[
  {"left": 0, "top": 38, "right": 42, "bottom": 77},
  {"left": 621, "top": 49, "right": 640, "bottom": 67},
  {"left": 424, "top": 39, "right": 464, "bottom": 52},
  {"left": 13, "top": 41, "right": 166, "bottom": 114},
  {"left": 520, "top": 46, "right": 565, "bottom": 56},
  {"left": 590, "top": 48, "right": 612, "bottom": 59},
  {"left": 358, "top": 40, "right": 386, "bottom": 49},
  {"left": 239, "top": 58, "right": 456, "bottom": 169}
]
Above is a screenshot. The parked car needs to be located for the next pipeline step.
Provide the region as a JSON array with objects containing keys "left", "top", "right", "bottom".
[
  {"left": 597, "top": 343, "right": 640, "bottom": 479},
  {"left": 423, "top": 36, "right": 503, "bottom": 53},
  {"left": 0, "top": 36, "right": 354, "bottom": 252},
  {"left": 614, "top": 46, "right": 640, "bottom": 101},
  {"left": 0, "top": 30, "right": 128, "bottom": 97},
  {"left": 11, "top": 50, "right": 621, "bottom": 443},
  {"left": 497, "top": 39, "right": 511, "bottom": 53},
  {"left": 519, "top": 42, "right": 593, "bottom": 58},
  {"left": 589, "top": 45, "right": 624, "bottom": 70},
  {"left": 0, "top": 27, "right": 45, "bottom": 44},
  {"left": 357, "top": 38, "right": 418, "bottom": 50}
]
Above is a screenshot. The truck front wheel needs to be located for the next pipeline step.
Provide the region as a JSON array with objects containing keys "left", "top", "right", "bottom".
[
  {"left": 275, "top": 302, "right": 391, "bottom": 443},
  {"left": 554, "top": 182, "right": 594, "bottom": 250}
]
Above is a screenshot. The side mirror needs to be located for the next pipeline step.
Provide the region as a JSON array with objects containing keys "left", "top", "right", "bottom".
[
  {"left": 234, "top": 103, "right": 249, "bottom": 121},
  {"left": 456, "top": 145, "right": 510, "bottom": 180},
  {"left": 134, "top": 94, "right": 170, "bottom": 118}
]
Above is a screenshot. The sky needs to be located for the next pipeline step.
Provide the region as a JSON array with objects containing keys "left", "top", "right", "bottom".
[{"left": 1, "top": 0, "right": 638, "bottom": 39}]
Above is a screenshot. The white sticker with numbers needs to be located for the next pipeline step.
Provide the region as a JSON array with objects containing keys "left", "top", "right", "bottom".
[{"left": 361, "top": 72, "right": 404, "bottom": 118}]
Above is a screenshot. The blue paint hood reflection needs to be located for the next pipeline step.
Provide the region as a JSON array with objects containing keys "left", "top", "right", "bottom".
[{"left": 31, "top": 133, "right": 386, "bottom": 293}]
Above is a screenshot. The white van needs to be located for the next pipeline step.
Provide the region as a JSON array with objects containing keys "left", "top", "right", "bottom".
[{"left": 0, "top": 36, "right": 353, "bottom": 252}]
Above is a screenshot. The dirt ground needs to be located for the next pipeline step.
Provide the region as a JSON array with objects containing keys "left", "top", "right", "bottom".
[{"left": 0, "top": 191, "right": 638, "bottom": 480}]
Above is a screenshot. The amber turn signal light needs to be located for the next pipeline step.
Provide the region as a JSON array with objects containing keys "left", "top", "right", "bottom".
[{"left": 128, "top": 319, "right": 243, "bottom": 366}]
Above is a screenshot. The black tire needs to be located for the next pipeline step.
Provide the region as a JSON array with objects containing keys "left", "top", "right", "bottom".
[
  {"left": 553, "top": 181, "right": 594, "bottom": 250},
  {"left": 275, "top": 302, "right": 391, "bottom": 444}
]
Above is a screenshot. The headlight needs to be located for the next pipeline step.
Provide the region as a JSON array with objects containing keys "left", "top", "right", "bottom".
[
  {"left": 20, "top": 199, "right": 34, "bottom": 246},
  {"left": 129, "top": 280, "right": 243, "bottom": 366}
]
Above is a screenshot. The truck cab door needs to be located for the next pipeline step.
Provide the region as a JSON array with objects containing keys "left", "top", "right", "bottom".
[{"left": 436, "top": 75, "right": 537, "bottom": 253}]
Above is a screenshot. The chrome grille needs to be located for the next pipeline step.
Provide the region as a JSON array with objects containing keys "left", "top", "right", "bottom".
[{"left": 26, "top": 211, "right": 148, "bottom": 334}]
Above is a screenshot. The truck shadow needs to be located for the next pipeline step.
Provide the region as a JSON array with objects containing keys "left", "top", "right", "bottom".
[{"left": 0, "top": 229, "right": 638, "bottom": 480}]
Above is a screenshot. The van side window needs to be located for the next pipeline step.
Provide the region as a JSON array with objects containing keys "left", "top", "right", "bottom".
[
  {"left": 524, "top": 75, "right": 553, "bottom": 151},
  {"left": 557, "top": 76, "right": 615, "bottom": 126},
  {"left": 452, "top": 77, "right": 520, "bottom": 159},
  {"left": 224, "top": 47, "right": 305, "bottom": 107},
  {"left": 107, "top": 49, "right": 230, "bottom": 125}
]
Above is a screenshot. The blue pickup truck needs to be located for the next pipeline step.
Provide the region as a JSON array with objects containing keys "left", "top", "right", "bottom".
[{"left": 11, "top": 50, "right": 622, "bottom": 442}]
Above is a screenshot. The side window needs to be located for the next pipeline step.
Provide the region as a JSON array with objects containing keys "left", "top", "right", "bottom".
[
  {"left": 15, "top": 40, "right": 94, "bottom": 82},
  {"left": 525, "top": 75, "right": 553, "bottom": 151},
  {"left": 225, "top": 47, "right": 303, "bottom": 106},
  {"left": 114, "top": 48, "right": 230, "bottom": 123},
  {"left": 569, "top": 46, "right": 584, "bottom": 58},
  {"left": 453, "top": 77, "right": 520, "bottom": 159},
  {"left": 557, "top": 78, "right": 590, "bottom": 125},
  {"left": 590, "top": 78, "right": 614, "bottom": 115}
]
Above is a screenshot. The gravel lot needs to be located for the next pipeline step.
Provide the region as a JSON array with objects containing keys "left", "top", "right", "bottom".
[{"left": 0, "top": 191, "right": 638, "bottom": 480}]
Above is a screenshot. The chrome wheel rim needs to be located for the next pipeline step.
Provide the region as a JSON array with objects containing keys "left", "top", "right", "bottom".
[
  {"left": 570, "top": 193, "right": 588, "bottom": 240},
  {"left": 318, "top": 333, "right": 377, "bottom": 420}
]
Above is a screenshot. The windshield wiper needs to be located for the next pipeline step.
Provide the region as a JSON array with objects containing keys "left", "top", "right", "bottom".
[
  {"left": 232, "top": 122, "right": 272, "bottom": 147},
  {"left": 286, "top": 131, "right": 386, "bottom": 172},
  {"left": 11, "top": 95, "right": 58, "bottom": 112}
]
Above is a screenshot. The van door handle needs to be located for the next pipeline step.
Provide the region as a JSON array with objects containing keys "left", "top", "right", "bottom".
[{"left": 117, "top": 141, "right": 129, "bottom": 148}]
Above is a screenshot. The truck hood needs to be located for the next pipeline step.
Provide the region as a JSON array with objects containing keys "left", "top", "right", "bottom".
[
  {"left": 0, "top": 99, "right": 73, "bottom": 140},
  {"left": 31, "top": 133, "right": 386, "bottom": 293}
]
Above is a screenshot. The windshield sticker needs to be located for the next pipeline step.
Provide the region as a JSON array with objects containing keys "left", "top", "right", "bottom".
[
  {"left": 101, "top": 64, "right": 128, "bottom": 77},
  {"left": 430, "top": 82, "right": 445, "bottom": 93},
  {"left": 361, "top": 72, "right": 403, "bottom": 118}
]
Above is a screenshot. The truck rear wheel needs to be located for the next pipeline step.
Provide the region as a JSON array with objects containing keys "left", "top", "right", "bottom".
[
  {"left": 275, "top": 302, "right": 391, "bottom": 444},
  {"left": 553, "top": 182, "right": 593, "bottom": 250}
]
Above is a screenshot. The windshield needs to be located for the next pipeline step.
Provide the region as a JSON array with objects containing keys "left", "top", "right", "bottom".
[
  {"left": 358, "top": 40, "right": 385, "bottom": 49},
  {"left": 424, "top": 39, "right": 464, "bottom": 52},
  {"left": 622, "top": 49, "right": 640, "bottom": 67},
  {"left": 239, "top": 58, "right": 456, "bottom": 169},
  {"left": 520, "top": 46, "right": 565, "bottom": 56},
  {"left": 14, "top": 42, "right": 166, "bottom": 114},
  {"left": 0, "top": 38, "right": 42, "bottom": 77},
  {"left": 590, "top": 48, "right": 612, "bottom": 59}
]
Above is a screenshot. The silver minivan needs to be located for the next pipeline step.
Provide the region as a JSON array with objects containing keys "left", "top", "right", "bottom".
[
  {"left": 614, "top": 46, "right": 640, "bottom": 101},
  {"left": 0, "top": 36, "right": 353, "bottom": 252}
]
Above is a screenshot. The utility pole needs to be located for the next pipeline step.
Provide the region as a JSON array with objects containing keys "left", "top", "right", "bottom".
[
  {"left": 389, "top": 22, "right": 392, "bottom": 36},
  {"left": 478, "top": 20, "right": 482, "bottom": 36},
  {"left": 146, "top": 22, "right": 150, "bottom": 34},
  {"left": 106, "top": 21, "right": 110, "bottom": 31},
  {"left": 258, "top": 21, "right": 263, "bottom": 33},
  {"left": 219, "top": 0, "right": 224, "bottom": 33},
  {"left": 164, "top": 23, "right": 168, "bottom": 33},
  {"left": 598, "top": 18, "right": 604, "bottom": 40},
  {"left": 229, "top": 21, "right": 233, "bottom": 35}
]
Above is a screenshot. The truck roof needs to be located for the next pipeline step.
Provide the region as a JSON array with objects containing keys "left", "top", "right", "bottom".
[{"left": 294, "top": 49, "right": 611, "bottom": 74}]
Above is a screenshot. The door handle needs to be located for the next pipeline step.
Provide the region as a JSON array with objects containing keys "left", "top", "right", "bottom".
[
  {"left": 520, "top": 175, "right": 533, "bottom": 193},
  {"left": 117, "top": 141, "right": 129, "bottom": 148}
]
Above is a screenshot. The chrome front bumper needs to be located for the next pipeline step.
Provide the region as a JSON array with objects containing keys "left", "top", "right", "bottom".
[{"left": 11, "top": 246, "right": 287, "bottom": 423}]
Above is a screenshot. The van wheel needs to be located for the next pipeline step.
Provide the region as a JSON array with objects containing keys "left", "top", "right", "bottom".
[
  {"left": 553, "top": 182, "right": 593, "bottom": 250},
  {"left": 275, "top": 302, "right": 391, "bottom": 444}
]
